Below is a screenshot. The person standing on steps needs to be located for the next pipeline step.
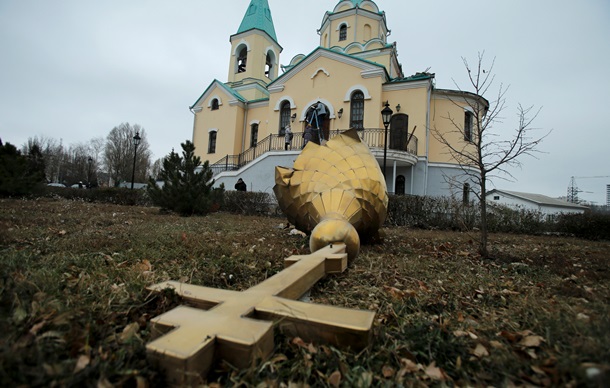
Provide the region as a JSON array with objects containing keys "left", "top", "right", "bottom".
[
  {"left": 284, "top": 125, "right": 293, "bottom": 150},
  {"left": 303, "top": 125, "right": 313, "bottom": 148}
]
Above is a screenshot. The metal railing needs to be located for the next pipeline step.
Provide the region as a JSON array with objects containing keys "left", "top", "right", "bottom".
[{"left": 210, "top": 128, "right": 418, "bottom": 176}]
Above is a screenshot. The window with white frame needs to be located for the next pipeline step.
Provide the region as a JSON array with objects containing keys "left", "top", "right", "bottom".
[
  {"left": 350, "top": 91, "right": 364, "bottom": 129},
  {"left": 464, "top": 111, "right": 473, "bottom": 141},
  {"left": 279, "top": 101, "right": 291, "bottom": 135},
  {"left": 208, "top": 131, "right": 217, "bottom": 154},
  {"left": 339, "top": 24, "right": 347, "bottom": 41},
  {"left": 250, "top": 123, "right": 258, "bottom": 148}
]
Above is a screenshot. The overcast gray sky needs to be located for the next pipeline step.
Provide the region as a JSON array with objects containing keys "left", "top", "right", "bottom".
[{"left": 1, "top": 0, "right": 609, "bottom": 204}]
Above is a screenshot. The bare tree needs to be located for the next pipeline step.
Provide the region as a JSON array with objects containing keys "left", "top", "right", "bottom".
[
  {"left": 150, "top": 158, "right": 163, "bottom": 181},
  {"left": 103, "top": 123, "right": 151, "bottom": 186},
  {"left": 22, "top": 136, "right": 64, "bottom": 183},
  {"left": 432, "top": 52, "right": 550, "bottom": 257}
]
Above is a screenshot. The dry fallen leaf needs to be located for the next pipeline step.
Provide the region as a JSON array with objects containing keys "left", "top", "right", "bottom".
[
  {"left": 576, "top": 313, "right": 590, "bottom": 321},
  {"left": 73, "top": 354, "right": 90, "bottom": 373},
  {"left": 490, "top": 340, "right": 504, "bottom": 349},
  {"left": 425, "top": 362, "right": 447, "bottom": 381},
  {"left": 135, "top": 259, "right": 152, "bottom": 272},
  {"left": 453, "top": 330, "right": 477, "bottom": 339},
  {"left": 472, "top": 343, "right": 489, "bottom": 358},
  {"left": 307, "top": 343, "right": 317, "bottom": 354},
  {"left": 328, "top": 370, "right": 341, "bottom": 387},
  {"left": 531, "top": 365, "right": 546, "bottom": 375},
  {"left": 384, "top": 286, "right": 406, "bottom": 299},
  {"left": 120, "top": 322, "right": 140, "bottom": 343},
  {"left": 519, "top": 335, "right": 544, "bottom": 348},
  {"left": 382, "top": 365, "right": 395, "bottom": 378},
  {"left": 399, "top": 358, "right": 421, "bottom": 373},
  {"left": 291, "top": 337, "right": 308, "bottom": 350}
]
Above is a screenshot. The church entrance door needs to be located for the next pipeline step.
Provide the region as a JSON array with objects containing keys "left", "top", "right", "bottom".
[
  {"left": 305, "top": 103, "right": 330, "bottom": 144},
  {"left": 390, "top": 113, "right": 409, "bottom": 151}
]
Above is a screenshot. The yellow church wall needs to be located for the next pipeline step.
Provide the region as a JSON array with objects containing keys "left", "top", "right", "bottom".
[
  {"left": 228, "top": 33, "right": 280, "bottom": 84},
  {"left": 243, "top": 104, "right": 272, "bottom": 144},
  {"left": 428, "top": 97, "right": 478, "bottom": 164},
  {"left": 268, "top": 56, "right": 384, "bottom": 131},
  {"left": 359, "top": 52, "right": 391, "bottom": 71},
  {"left": 381, "top": 86, "right": 429, "bottom": 156},
  {"left": 233, "top": 87, "right": 267, "bottom": 102},
  {"left": 192, "top": 102, "right": 246, "bottom": 162},
  {"left": 353, "top": 17, "right": 382, "bottom": 44},
  {"left": 323, "top": 17, "right": 384, "bottom": 50},
  {"left": 361, "top": 4, "right": 377, "bottom": 13}
]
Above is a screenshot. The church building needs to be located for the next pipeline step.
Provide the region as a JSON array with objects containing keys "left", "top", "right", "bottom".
[{"left": 190, "top": 0, "right": 484, "bottom": 198}]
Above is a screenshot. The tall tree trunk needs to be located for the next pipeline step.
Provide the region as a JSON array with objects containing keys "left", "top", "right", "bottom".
[{"left": 479, "top": 176, "right": 489, "bottom": 257}]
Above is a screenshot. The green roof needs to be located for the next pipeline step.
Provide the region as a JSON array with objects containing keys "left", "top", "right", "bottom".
[
  {"left": 237, "top": 0, "right": 277, "bottom": 42},
  {"left": 336, "top": 0, "right": 372, "bottom": 8},
  {"left": 190, "top": 79, "right": 246, "bottom": 109}
]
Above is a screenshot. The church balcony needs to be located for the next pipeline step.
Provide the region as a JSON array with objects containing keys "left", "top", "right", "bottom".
[{"left": 209, "top": 128, "right": 418, "bottom": 176}]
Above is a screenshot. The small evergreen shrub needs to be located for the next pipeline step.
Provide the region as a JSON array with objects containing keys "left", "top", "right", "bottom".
[
  {"left": 0, "top": 142, "right": 46, "bottom": 197},
  {"left": 147, "top": 141, "right": 224, "bottom": 216}
]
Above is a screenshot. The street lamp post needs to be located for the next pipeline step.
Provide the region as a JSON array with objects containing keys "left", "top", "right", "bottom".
[
  {"left": 87, "top": 157, "right": 93, "bottom": 188},
  {"left": 131, "top": 132, "right": 141, "bottom": 189},
  {"left": 381, "top": 102, "right": 393, "bottom": 178}
]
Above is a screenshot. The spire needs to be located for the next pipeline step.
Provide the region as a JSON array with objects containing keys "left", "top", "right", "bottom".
[{"left": 237, "top": 0, "right": 277, "bottom": 42}]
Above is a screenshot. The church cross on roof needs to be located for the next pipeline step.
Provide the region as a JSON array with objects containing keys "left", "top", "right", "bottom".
[{"left": 237, "top": 0, "right": 277, "bottom": 42}]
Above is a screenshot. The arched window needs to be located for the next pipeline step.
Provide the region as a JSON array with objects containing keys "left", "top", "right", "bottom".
[
  {"left": 463, "top": 183, "right": 471, "bottom": 205},
  {"left": 250, "top": 123, "right": 259, "bottom": 148},
  {"left": 265, "top": 51, "right": 274, "bottom": 78},
  {"left": 390, "top": 114, "right": 409, "bottom": 150},
  {"left": 350, "top": 91, "right": 364, "bottom": 129},
  {"left": 395, "top": 175, "right": 406, "bottom": 195},
  {"left": 237, "top": 46, "right": 247, "bottom": 73},
  {"left": 208, "top": 131, "right": 217, "bottom": 154},
  {"left": 464, "top": 111, "right": 473, "bottom": 141},
  {"left": 364, "top": 24, "right": 371, "bottom": 41},
  {"left": 339, "top": 24, "right": 347, "bottom": 41},
  {"left": 211, "top": 98, "right": 219, "bottom": 110},
  {"left": 279, "top": 101, "right": 291, "bottom": 135}
]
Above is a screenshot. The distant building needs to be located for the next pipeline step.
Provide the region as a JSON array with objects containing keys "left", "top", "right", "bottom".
[
  {"left": 190, "top": 0, "right": 484, "bottom": 198},
  {"left": 486, "top": 189, "right": 587, "bottom": 216},
  {"left": 118, "top": 182, "right": 148, "bottom": 190}
]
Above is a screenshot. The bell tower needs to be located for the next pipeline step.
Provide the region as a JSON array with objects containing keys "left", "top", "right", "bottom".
[{"left": 228, "top": 0, "right": 282, "bottom": 100}]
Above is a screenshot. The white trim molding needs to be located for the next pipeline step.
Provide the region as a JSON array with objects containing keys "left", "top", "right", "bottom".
[
  {"left": 208, "top": 128, "right": 219, "bottom": 133},
  {"left": 300, "top": 98, "right": 337, "bottom": 120},
  {"left": 249, "top": 120, "right": 261, "bottom": 126},
  {"left": 265, "top": 46, "right": 278, "bottom": 65},
  {"left": 311, "top": 67, "right": 330, "bottom": 79},
  {"left": 335, "top": 21, "right": 350, "bottom": 30},
  {"left": 343, "top": 85, "right": 372, "bottom": 101},
  {"left": 274, "top": 96, "right": 296, "bottom": 111},
  {"left": 207, "top": 95, "right": 223, "bottom": 108},
  {"left": 232, "top": 40, "right": 251, "bottom": 56}
]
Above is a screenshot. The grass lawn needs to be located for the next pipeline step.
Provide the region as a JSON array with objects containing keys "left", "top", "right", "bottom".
[{"left": 1, "top": 197, "right": 608, "bottom": 386}]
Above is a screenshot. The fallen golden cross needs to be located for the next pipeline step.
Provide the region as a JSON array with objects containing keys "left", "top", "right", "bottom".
[{"left": 146, "top": 243, "right": 375, "bottom": 385}]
